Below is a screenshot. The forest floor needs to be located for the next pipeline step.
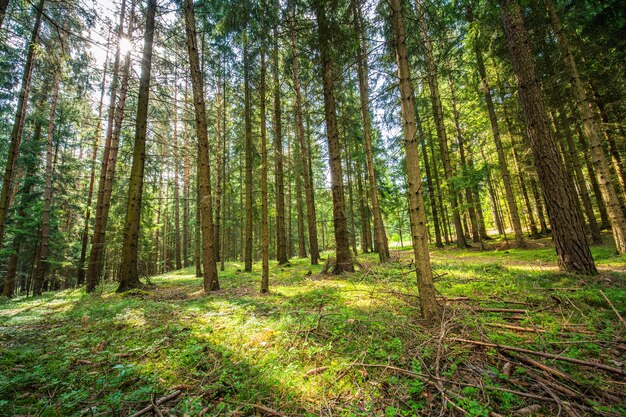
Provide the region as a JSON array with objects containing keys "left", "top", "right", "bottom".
[{"left": 1, "top": 235, "right": 625, "bottom": 417}]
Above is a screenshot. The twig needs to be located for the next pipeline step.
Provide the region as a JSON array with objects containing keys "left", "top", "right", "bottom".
[
  {"left": 243, "top": 403, "right": 285, "bottom": 416},
  {"left": 448, "top": 338, "right": 626, "bottom": 376},
  {"left": 128, "top": 390, "right": 181, "bottom": 417},
  {"left": 599, "top": 290, "right": 626, "bottom": 331}
]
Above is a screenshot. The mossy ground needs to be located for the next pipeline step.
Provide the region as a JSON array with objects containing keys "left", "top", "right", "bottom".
[{"left": 1, "top": 235, "right": 625, "bottom": 416}]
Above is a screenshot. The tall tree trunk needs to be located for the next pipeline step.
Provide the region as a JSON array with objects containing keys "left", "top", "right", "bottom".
[
  {"left": 117, "top": 0, "right": 157, "bottom": 291},
  {"left": 183, "top": 0, "right": 219, "bottom": 291},
  {"left": 33, "top": 66, "right": 62, "bottom": 295},
  {"left": 86, "top": 0, "right": 129, "bottom": 292},
  {"left": 260, "top": 0, "right": 269, "bottom": 292},
  {"left": 415, "top": 0, "right": 466, "bottom": 248},
  {"left": 221, "top": 62, "right": 227, "bottom": 271},
  {"left": 473, "top": 37, "right": 524, "bottom": 246},
  {"left": 447, "top": 72, "right": 480, "bottom": 243},
  {"left": 546, "top": 0, "right": 626, "bottom": 254},
  {"left": 289, "top": 0, "right": 319, "bottom": 264},
  {"left": 271, "top": 34, "right": 288, "bottom": 266},
  {"left": 500, "top": 0, "right": 596, "bottom": 274},
  {"left": 314, "top": 0, "right": 354, "bottom": 273},
  {"left": 194, "top": 180, "right": 202, "bottom": 277},
  {"left": 77, "top": 51, "right": 109, "bottom": 285},
  {"left": 183, "top": 78, "right": 191, "bottom": 267},
  {"left": 173, "top": 74, "right": 182, "bottom": 270},
  {"left": 390, "top": 0, "right": 441, "bottom": 321},
  {"left": 214, "top": 72, "right": 222, "bottom": 265},
  {"left": 294, "top": 121, "right": 307, "bottom": 258},
  {"left": 0, "top": 0, "right": 44, "bottom": 253},
  {"left": 558, "top": 111, "right": 602, "bottom": 244},
  {"left": 352, "top": 0, "right": 389, "bottom": 261},
  {"left": 243, "top": 32, "right": 254, "bottom": 273}
]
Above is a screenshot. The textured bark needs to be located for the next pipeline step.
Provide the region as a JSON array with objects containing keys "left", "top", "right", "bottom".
[
  {"left": 260, "top": 0, "right": 269, "bottom": 293},
  {"left": 546, "top": 0, "right": 626, "bottom": 254},
  {"left": 417, "top": 114, "right": 443, "bottom": 247},
  {"left": 86, "top": 0, "right": 129, "bottom": 292},
  {"left": 0, "top": 0, "right": 9, "bottom": 29},
  {"left": 220, "top": 65, "right": 227, "bottom": 271},
  {"left": 243, "top": 33, "right": 253, "bottom": 273},
  {"left": 289, "top": 0, "right": 319, "bottom": 264},
  {"left": 173, "top": 77, "right": 182, "bottom": 270},
  {"left": 447, "top": 73, "right": 480, "bottom": 244},
  {"left": 390, "top": 0, "right": 441, "bottom": 321},
  {"left": 294, "top": 121, "right": 307, "bottom": 258},
  {"left": 500, "top": 0, "right": 596, "bottom": 274},
  {"left": 117, "top": 0, "right": 157, "bottom": 292},
  {"left": 214, "top": 74, "right": 222, "bottom": 265},
  {"left": 183, "top": 0, "right": 219, "bottom": 291},
  {"left": 415, "top": 0, "right": 466, "bottom": 248},
  {"left": 33, "top": 67, "right": 61, "bottom": 295},
  {"left": 0, "top": 0, "right": 44, "bottom": 253},
  {"left": 77, "top": 52, "right": 109, "bottom": 285},
  {"left": 474, "top": 39, "right": 524, "bottom": 246},
  {"left": 272, "top": 23, "right": 288, "bottom": 265},
  {"left": 183, "top": 79, "right": 191, "bottom": 267},
  {"left": 314, "top": 0, "right": 354, "bottom": 274},
  {"left": 352, "top": 0, "right": 389, "bottom": 261},
  {"left": 558, "top": 112, "right": 602, "bottom": 244}
]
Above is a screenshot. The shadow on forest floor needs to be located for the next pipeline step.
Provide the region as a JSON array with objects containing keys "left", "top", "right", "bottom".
[{"left": 1, "top": 235, "right": 625, "bottom": 416}]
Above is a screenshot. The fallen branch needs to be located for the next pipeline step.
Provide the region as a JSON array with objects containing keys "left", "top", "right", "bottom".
[
  {"left": 449, "top": 338, "right": 626, "bottom": 376},
  {"left": 600, "top": 290, "right": 626, "bottom": 331},
  {"left": 129, "top": 390, "right": 181, "bottom": 417},
  {"left": 244, "top": 403, "right": 285, "bottom": 416},
  {"left": 473, "top": 308, "right": 528, "bottom": 314}
]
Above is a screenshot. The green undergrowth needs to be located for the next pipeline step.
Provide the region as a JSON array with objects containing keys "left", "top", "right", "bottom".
[{"left": 1, "top": 239, "right": 625, "bottom": 416}]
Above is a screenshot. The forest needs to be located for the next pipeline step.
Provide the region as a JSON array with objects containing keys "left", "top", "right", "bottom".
[{"left": 0, "top": 0, "right": 625, "bottom": 415}]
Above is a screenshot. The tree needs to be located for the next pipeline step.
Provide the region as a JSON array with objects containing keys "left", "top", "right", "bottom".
[
  {"left": 314, "top": 0, "right": 353, "bottom": 273},
  {"left": 182, "top": 0, "right": 219, "bottom": 292},
  {"left": 0, "top": 0, "right": 45, "bottom": 255},
  {"left": 500, "top": 0, "right": 597, "bottom": 275},
  {"left": 117, "top": 0, "right": 157, "bottom": 292},
  {"left": 389, "top": 0, "right": 441, "bottom": 321}
]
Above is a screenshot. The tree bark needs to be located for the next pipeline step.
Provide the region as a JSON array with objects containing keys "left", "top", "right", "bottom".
[
  {"left": 390, "top": 0, "right": 441, "bottom": 321},
  {"left": 173, "top": 73, "right": 182, "bottom": 270},
  {"left": 500, "top": 0, "right": 596, "bottom": 274},
  {"left": 352, "top": 0, "right": 389, "bottom": 261},
  {"left": 33, "top": 64, "right": 62, "bottom": 295},
  {"left": 414, "top": 0, "right": 466, "bottom": 248},
  {"left": 0, "top": 0, "right": 44, "bottom": 254},
  {"left": 77, "top": 50, "right": 109, "bottom": 285},
  {"left": 86, "top": 0, "right": 129, "bottom": 292},
  {"left": 314, "top": 0, "right": 354, "bottom": 274},
  {"left": 289, "top": 0, "right": 319, "bottom": 264},
  {"left": 473, "top": 37, "right": 524, "bottom": 246},
  {"left": 260, "top": 0, "right": 269, "bottom": 293},
  {"left": 182, "top": 0, "right": 219, "bottom": 291},
  {"left": 546, "top": 0, "right": 626, "bottom": 254},
  {"left": 117, "top": 0, "right": 157, "bottom": 291},
  {"left": 272, "top": 23, "right": 288, "bottom": 265},
  {"left": 243, "top": 31, "right": 254, "bottom": 273}
]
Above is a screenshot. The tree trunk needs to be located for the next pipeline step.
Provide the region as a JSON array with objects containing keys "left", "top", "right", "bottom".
[
  {"left": 314, "top": 0, "right": 354, "bottom": 274},
  {"left": 546, "top": 0, "right": 626, "bottom": 254},
  {"left": 183, "top": 78, "right": 191, "bottom": 267},
  {"left": 558, "top": 111, "right": 602, "bottom": 244},
  {"left": 0, "top": 0, "right": 10, "bottom": 29},
  {"left": 272, "top": 22, "right": 288, "bottom": 265},
  {"left": 294, "top": 120, "right": 307, "bottom": 258},
  {"left": 86, "top": 0, "right": 130, "bottom": 292},
  {"left": 415, "top": 0, "right": 466, "bottom": 248},
  {"left": 500, "top": 0, "right": 596, "bottom": 274},
  {"left": 77, "top": 51, "right": 109, "bottom": 285},
  {"left": 117, "top": 0, "right": 157, "bottom": 292},
  {"left": 173, "top": 74, "right": 182, "bottom": 270},
  {"left": 289, "top": 0, "right": 319, "bottom": 264},
  {"left": 243, "top": 32, "right": 254, "bottom": 273},
  {"left": 0, "top": 0, "right": 44, "bottom": 253},
  {"left": 33, "top": 66, "right": 62, "bottom": 295},
  {"left": 473, "top": 37, "right": 524, "bottom": 246},
  {"left": 214, "top": 72, "right": 222, "bottom": 265},
  {"left": 182, "top": 0, "right": 219, "bottom": 291},
  {"left": 352, "top": 0, "right": 389, "bottom": 261},
  {"left": 447, "top": 72, "right": 480, "bottom": 243},
  {"left": 260, "top": 0, "right": 269, "bottom": 293},
  {"left": 390, "top": 0, "right": 441, "bottom": 321}
]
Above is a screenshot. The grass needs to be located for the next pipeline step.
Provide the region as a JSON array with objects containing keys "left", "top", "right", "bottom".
[{"left": 1, "top": 237, "right": 625, "bottom": 416}]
